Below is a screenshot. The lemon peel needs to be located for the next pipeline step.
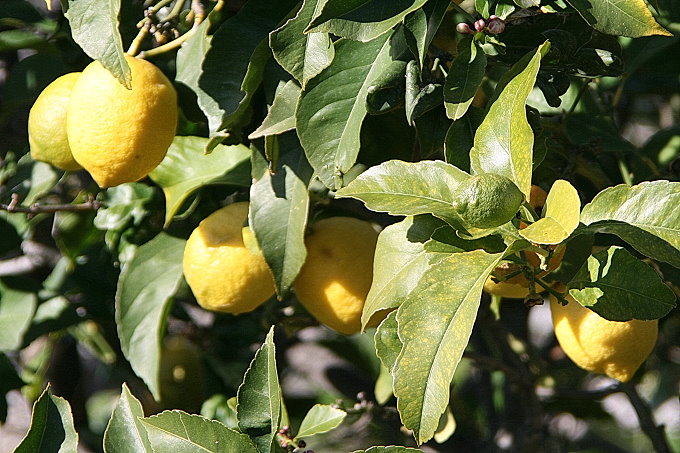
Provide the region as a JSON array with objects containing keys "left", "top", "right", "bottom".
[
  {"left": 67, "top": 55, "right": 177, "bottom": 187},
  {"left": 550, "top": 290, "right": 658, "bottom": 382},
  {"left": 453, "top": 173, "right": 524, "bottom": 229},
  {"left": 183, "top": 202, "right": 275, "bottom": 314},
  {"left": 294, "top": 217, "right": 379, "bottom": 335},
  {"left": 28, "top": 72, "right": 82, "bottom": 171}
]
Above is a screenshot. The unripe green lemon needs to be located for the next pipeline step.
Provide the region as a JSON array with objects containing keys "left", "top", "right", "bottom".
[
  {"left": 67, "top": 55, "right": 177, "bottom": 187},
  {"left": 294, "top": 217, "right": 379, "bottom": 335},
  {"left": 28, "top": 72, "right": 82, "bottom": 171},
  {"left": 550, "top": 290, "right": 658, "bottom": 382},
  {"left": 183, "top": 202, "right": 275, "bottom": 314},
  {"left": 452, "top": 173, "right": 524, "bottom": 229}
]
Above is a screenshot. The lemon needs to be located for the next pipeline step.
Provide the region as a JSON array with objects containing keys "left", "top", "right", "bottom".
[
  {"left": 484, "top": 262, "right": 533, "bottom": 299},
  {"left": 183, "top": 202, "right": 275, "bottom": 314},
  {"left": 453, "top": 173, "right": 524, "bottom": 229},
  {"left": 67, "top": 55, "right": 177, "bottom": 187},
  {"left": 294, "top": 217, "right": 379, "bottom": 335},
  {"left": 550, "top": 290, "right": 658, "bottom": 382},
  {"left": 28, "top": 72, "right": 82, "bottom": 171}
]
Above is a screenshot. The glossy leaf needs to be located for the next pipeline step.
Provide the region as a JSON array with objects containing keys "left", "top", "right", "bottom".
[
  {"left": 393, "top": 250, "right": 502, "bottom": 444},
  {"left": 14, "top": 386, "right": 78, "bottom": 453},
  {"left": 307, "top": 0, "right": 428, "bottom": 42},
  {"left": 237, "top": 326, "right": 281, "bottom": 453},
  {"left": 296, "top": 32, "right": 397, "bottom": 189},
  {"left": 568, "top": 246, "right": 676, "bottom": 321},
  {"left": 444, "top": 38, "right": 486, "bottom": 121},
  {"left": 270, "top": 0, "right": 335, "bottom": 88},
  {"left": 115, "top": 233, "right": 186, "bottom": 400},
  {"left": 520, "top": 179, "right": 580, "bottom": 244},
  {"left": 470, "top": 42, "right": 550, "bottom": 198},
  {"left": 295, "top": 404, "right": 347, "bottom": 439},
  {"left": 250, "top": 134, "right": 312, "bottom": 297},
  {"left": 149, "top": 136, "right": 251, "bottom": 226},
  {"left": 374, "top": 310, "right": 402, "bottom": 372},
  {"left": 64, "top": 0, "right": 131, "bottom": 88},
  {"left": 580, "top": 181, "right": 680, "bottom": 268},
  {"left": 103, "top": 383, "right": 152, "bottom": 453},
  {"left": 362, "top": 215, "right": 451, "bottom": 327},
  {"left": 566, "top": 0, "right": 671, "bottom": 37},
  {"left": 336, "top": 160, "right": 469, "bottom": 226},
  {"left": 141, "top": 411, "right": 259, "bottom": 453},
  {"left": 249, "top": 80, "right": 300, "bottom": 139},
  {"left": 0, "top": 282, "right": 36, "bottom": 351}
]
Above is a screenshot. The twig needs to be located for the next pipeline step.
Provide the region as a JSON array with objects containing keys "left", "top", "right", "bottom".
[
  {"left": 621, "top": 381, "right": 672, "bottom": 453},
  {"left": 138, "top": 0, "right": 211, "bottom": 58},
  {"left": 0, "top": 193, "right": 101, "bottom": 214},
  {"left": 463, "top": 350, "right": 524, "bottom": 383},
  {"left": 539, "top": 383, "right": 621, "bottom": 401},
  {"left": 127, "top": 19, "right": 152, "bottom": 56}
]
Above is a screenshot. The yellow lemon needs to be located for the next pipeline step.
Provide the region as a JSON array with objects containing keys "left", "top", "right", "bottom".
[
  {"left": 67, "top": 55, "right": 177, "bottom": 187},
  {"left": 295, "top": 217, "right": 379, "bottom": 335},
  {"left": 183, "top": 202, "right": 275, "bottom": 314},
  {"left": 28, "top": 72, "right": 82, "bottom": 171},
  {"left": 550, "top": 290, "right": 658, "bottom": 382}
]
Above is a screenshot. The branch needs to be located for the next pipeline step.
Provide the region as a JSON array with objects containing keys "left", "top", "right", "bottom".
[
  {"left": 0, "top": 193, "right": 101, "bottom": 214},
  {"left": 621, "top": 381, "right": 672, "bottom": 453}
]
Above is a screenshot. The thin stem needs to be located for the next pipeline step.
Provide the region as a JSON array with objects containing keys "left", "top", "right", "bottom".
[
  {"left": 565, "top": 80, "right": 590, "bottom": 119},
  {"left": 621, "top": 381, "right": 672, "bottom": 453},
  {"left": 127, "top": 19, "right": 152, "bottom": 56},
  {"left": 161, "top": 0, "right": 188, "bottom": 23},
  {"left": 138, "top": 0, "right": 209, "bottom": 58},
  {"left": 0, "top": 193, "right": 101, "bottom": 214}
]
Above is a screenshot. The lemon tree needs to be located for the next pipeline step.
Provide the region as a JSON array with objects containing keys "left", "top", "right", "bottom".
[{"left": 1, "top": 0, "right": 679, "bottom": 452}]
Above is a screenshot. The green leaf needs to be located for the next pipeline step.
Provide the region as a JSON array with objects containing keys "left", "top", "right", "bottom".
[
  {"left": 295, "top": 404, "right": 347, "bottom": 439},
  {"left": 141, "top": 411, "right": 259, "bottom": 453},
  {"left": 433, "top": 406, "right": 456, "bottom": 444},
  {"left": 352, "top": 447, "right": 424, "bottom": 453},
  {"left": 470, "top": 41, "right": 550, "bottom": 198},
  {"left": 0, "top": 282, "right": 36, "bottom": 351},
  {"left": 580, "top": 181, "right": 680, "bottom": 268},
  {"left": 270, "top": 0, "right": 335, "bottom": 88},
  {"left": 307, "top": 0, "right": 428, "bottom": 42},
  {"left": 64, "top": 0, "right": 131, "bottom": 88},
  {"left": 444, "top": 108, "right": 483, "bottom": 173},
  {"left": 374, "top": 310, "right": 402, "bottom": 372},
  {"left": 374, "top": 362, "right": 394, "bottom": 405},
  {"left": 565, "top": 0, "right": 671, "bottom": 37},
  {"left": 103, "top": 383, "right": 152, "bottom": 453},
  {"left": 568, "top": 246, "right": 676, "bottom": 321},
  {"left": 444, "top": 38, "right": 486, "bottom": 121},
  {"left": 14, "top": 385, "right": 79, "bottom": 453},
  {"left": 115, "top": 233, "right": 185, "bottom": 400},
  {"left": 405, "top": 61, "right": 444, "bottom": 125},
  {"left": 336, "top": 160, "right": 469, "bottom": 226},
  {"left": 149, "top": 136, "right": 251, "bottom": 226},
  {"left": 250, "top": 134, "right": 312, "bottom": 298},
  {"left": 296, "top": 32, "right": 398, "bottom": 189},
  {"left": 403, "top": 9, "right": 428, "bottom": 68},
  {"left": 519, "top": 179, "right": 580, "bottom": 245},
  {"left": 201, "top": 395, "right": 238, "bottom": 430},
  {"left": 180, "top": 0, "right": 298, "bottom": 140},
  {"left": 249, "top": 80, "right": 300, "bottom": 139},
  {"left": 393, "top": 250, "right": 502, "bottom": 444},
  {"left": 362, "top": 215, "right": 451, "bottom": 327},
  {"left": 237, "top": 326, "right": 281, "bottom": 453}
]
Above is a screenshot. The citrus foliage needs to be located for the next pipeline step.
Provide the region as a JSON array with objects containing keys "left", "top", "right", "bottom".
[{"left": 1, "top": 0, "right": 679, "bottom": 452}]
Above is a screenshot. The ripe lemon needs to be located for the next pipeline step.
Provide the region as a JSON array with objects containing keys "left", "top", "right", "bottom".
[
  {"left": 550, "top": 290, "right": 658, "bottom": 382},
  {"left": 183, "top": 202, "right": 275, "bottom": 314},
  {"left": 28, "top": 72, "right": 82, "bottom": 171},
  {"left": 67, "top": 55, "right": 177, "bottom": 187},
  {"left": 294, "top": 217, "right": 379, "bottom": 335},
  {"left": 452, "top": 173, "right": 524, "bottom": 229}
]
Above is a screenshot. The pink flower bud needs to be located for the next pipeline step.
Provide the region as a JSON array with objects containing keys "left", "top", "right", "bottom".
[
  {"left": 474, "top": 19, "right": 486, "bottom": 32},
  {"left": 487, "top": 17, "right": 505, "bottom": 34},
  {"left": 456, "top": 22, "right": 474, "bottom": 34}
]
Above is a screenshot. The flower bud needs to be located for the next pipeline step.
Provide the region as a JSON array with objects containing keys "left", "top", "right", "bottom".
[
  {"left": 487, "top": 17, "right": 505, "bottom": 34},
  {"left": 474, "top": 19, "right": 486, "bottom": 32},
  {"left": 456, "top": 22, "right": 474, "bottom": 34}
]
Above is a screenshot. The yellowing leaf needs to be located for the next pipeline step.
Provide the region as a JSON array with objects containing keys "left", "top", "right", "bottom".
[
  {"left": 520, "top": 179, "right": 580, "bottom": 244},
  {"left": 45, "top": 0, "right": 52, "bottom": 11},
  {"left": 566, "top": 0, "right": 672, "bottom": 37}
]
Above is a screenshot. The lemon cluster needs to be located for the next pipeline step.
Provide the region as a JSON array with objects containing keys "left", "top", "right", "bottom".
[
  {"left": 28, "top": 55, "right": 177, "bottom": 187},
  {"left": 182, "top": 206, "right": 380, "bottom": 336}
]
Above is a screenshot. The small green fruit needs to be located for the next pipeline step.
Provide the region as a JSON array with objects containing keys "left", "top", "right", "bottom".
[{"left": 452, "top": 173, "right": 524, "bottom": 229}]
